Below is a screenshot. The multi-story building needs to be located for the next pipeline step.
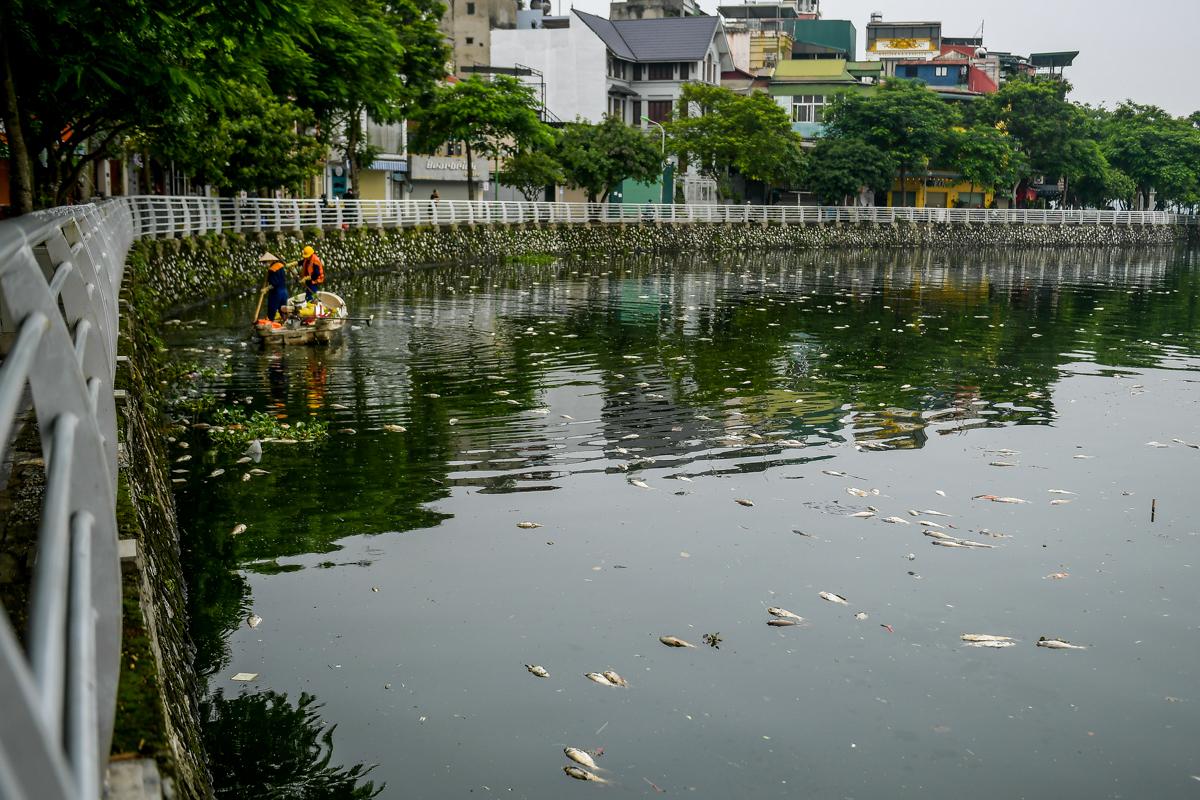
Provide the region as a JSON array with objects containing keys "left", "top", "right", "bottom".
[
  {"left": 439, "top": 0, "right": 519, "bottom": 75},
  {"left": 609, "top": 0, "right": 702, "bottom": 20},
  {"left": 768, "top": 59, "right": 880, "bottom": 139},
  {"left": 863, "top": 15, "right": 942, "bottom": 75}
]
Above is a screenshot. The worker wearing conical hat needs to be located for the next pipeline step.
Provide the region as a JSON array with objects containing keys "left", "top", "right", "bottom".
[{"left": 259, "top": 252, "right": 290, "bottom": 322}]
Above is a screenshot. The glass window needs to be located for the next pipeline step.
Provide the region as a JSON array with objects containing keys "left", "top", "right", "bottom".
[
  {"left": 680, "top": 62, "right": 690, "bottom": 80},
  {"left": 632, "top": 100, "right": 641, "bottom": 124},
  {"left": 791, "top": 95, "right": 826, "bottom": 124},
  {"left": 935, "top": 66, "right": 948, "bottom": 77},
  {"left": 466, "top": 1, "right": 475, "bottom": 12},
  {"left": 648, "top": 63, "right": 673, "bottom": 80}
]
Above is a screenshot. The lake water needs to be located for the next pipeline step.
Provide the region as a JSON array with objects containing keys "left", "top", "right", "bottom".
[{"left": 168, "top": 248, "right": 1200, "bottom": 799}]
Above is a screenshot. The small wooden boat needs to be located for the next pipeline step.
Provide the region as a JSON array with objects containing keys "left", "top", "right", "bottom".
[{"left": 255, "top": 291, "right": 349, "bottom": 345}]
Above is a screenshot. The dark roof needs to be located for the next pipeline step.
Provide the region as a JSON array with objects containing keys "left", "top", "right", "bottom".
[
  {"left": 1030, "top": 51, "right": 1079, "bottom": 68},
  {"left": 574, "top": 10, "right": 720, "bottom": 62}
]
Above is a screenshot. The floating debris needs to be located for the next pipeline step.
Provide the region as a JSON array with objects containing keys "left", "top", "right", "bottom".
[
  {"left": 246, "top": 614, "right": 262, "bottom": 629},
  {"left": 734, "top": 498, "right": 755, "bottom": 507},
  {"left": 231, "top": 524, "right": 247, "bottom": 536},
  {"left": 244, "top": 439, "right": 262, "bottom": 462},
  {"left": 1037, "top": 637, "right": 1087, "bottom": 650},
  {"left": 853, "top": 612, "right": 869, "bottom": 621},
  {"left": 231, "top": 672, "right": 258, "bottom": 682},
  {"left": 850, "top": 511, "right": 876, "bottom": 519},
  {"left": 208, "top": 468, "right": 225, "bottom": 478},
  {"left": 525, "top": 664, "right": 550, "bottom": 678},
  {"left": 1045, "top": 572, "right": 1070, "bottom": 580},
  {"left": 965, "top": 640, "right": 1016, "bottom": 649},
  {"left": 630, "top": 479, "right": 651, "bottom": 490},
  {"left": 767, "top": 619, "right": 797, "bottom": 627},
  {"left": 383, "top": 424, "right": 407, "bottom": 433},
  {"left": 819, "top": 591, "right": 849, "bottom": 605},
  {"left": 881, "top": 516, "right": 910, "bottom": 525},
  {"left": 961, "top": 634, "right": 1015, "bottom": 643},
  {"left": 659, "top": 635, "right": 695, "bottom": 648},
  {"left": 702, "top": 632, "right": 723, "bottom": 648}
]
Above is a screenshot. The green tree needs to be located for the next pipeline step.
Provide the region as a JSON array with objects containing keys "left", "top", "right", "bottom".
[
  {"left": 948, "top": 125, "right": 1026, "bottom": 205},
  {"left": 803, "top": 137, "right": 895, "bottom": 205},
  {"left": 268, "top": 0, "right": 448, "bottom": 193},
  {"left": 498, "top": 149, "right": 564, "bottom": 201},
  {"left": 1097, "top": 102, "right": 1200, "bottom": 208},
  {"left": 667, "top": 83, "right": 806, "bottom": 199},
  {"left": 555, "top": 117, "right": 662, "bottom": 203},
  {"left": 823, "top": 80, "right": 959, "bottom": 207},
  {"left": 408, "top": 76, "right": 554, "bottom": 198}
]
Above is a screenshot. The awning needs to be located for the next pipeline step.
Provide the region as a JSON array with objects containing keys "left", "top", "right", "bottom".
[{"left": 369, "top": 159, "right": 408, "bottom": 172}]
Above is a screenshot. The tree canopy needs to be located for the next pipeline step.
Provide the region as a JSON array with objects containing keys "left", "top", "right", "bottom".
[
  {"left": 803, "top": 137, "right": 895, "bottom": 206},
  {"left": 556, "top": 117, "right": 662, "bottom": 203},
  {"left": 408, "top": 76, "right": 554, "bottom": 197}
]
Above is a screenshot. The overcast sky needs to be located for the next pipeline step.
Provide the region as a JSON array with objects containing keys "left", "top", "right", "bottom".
[{"left": 562, "top": 0, "right": 1200, "bottom": 115}]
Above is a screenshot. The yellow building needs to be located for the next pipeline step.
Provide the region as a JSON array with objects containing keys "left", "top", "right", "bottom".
[{"left": 886, "top": 172, "right": 995, "bottom": 209}]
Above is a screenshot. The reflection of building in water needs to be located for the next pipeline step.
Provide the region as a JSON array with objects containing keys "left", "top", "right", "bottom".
[
  {"left": 305, "top": 357, "right": 328, "bottom": 411},
  {"left": 267, "top": 352, "right": 288, "bottom": 417}
]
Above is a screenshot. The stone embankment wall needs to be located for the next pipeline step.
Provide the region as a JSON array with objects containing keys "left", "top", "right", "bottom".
[{"left": 137, "top": 220, "right": 1190, "bottom": 310}]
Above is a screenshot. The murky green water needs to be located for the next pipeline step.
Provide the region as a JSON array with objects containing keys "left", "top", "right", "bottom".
[{"left": 169, "top": 248, "right": 1200, "bottom": 799}]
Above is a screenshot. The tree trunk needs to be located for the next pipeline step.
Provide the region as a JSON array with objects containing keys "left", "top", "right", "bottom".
[
  {"left": 141, "top": 148, "right": 153, "bottom": 195},
  {"left": 897, "top": 166, "right": 907, "bottom": 207},
  {"left": 346, "top": 113, "right": 361, "bottom": 195},
  {"left": 0, "top": 27, "right": 33, "bottom": 214},
  {"left": 465, "top": 140, "right": 474, "bottom": 200}
]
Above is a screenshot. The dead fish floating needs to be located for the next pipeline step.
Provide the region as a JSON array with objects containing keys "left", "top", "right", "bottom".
[
  {"left": 961, "top": 634, "right": 1015, "bottom": 643},
  {"left": 246, "top": 614, "right": 262, "bottom": 629},
  {"left": 564, "top": 766, "right": 607, "bottom": 784},
  {"left": 564, "top": 747, "right": 600, "bottom": 770},
  {"left": 734, "top": 498, "right": 754, "bottom": 507},
  {"left": 853, "top": 612, "right": 869, "bottom": 621},
  {"left": 965, "top": 640, "right": 1016, "bottom": 648},
  {"left": 659, "top": 635, "right": 695, "bottom": 648},
  {"left": 516, "top": 522, "right": 543, "bottom": 529},
  {"left": 819, "top": 591, "right": 850, "bottom": 605},
  {"left": 973, "top": 495, "right": 1029, "bottom": 504},
  {"left": 767, "top": 619, "right": 797, "bottom": 627},
  {"left": 525, "top": 664, "right": 550, "bottom": 678},
  {"left": 209, "top": 469, "right": 225, "bottom": 478},
  {"left": 1037, "top": 637, "right": 1087, "bottom": 650},
  {"left": 383, "top": 424, "right": 407, "bottom": 433},
  {"left": 584, "top": 672, "right": 615, "bottom": 686},
  {"left": 767, "top": 607, "right": 804, "bottom": 622},
  {"left": 881, "top": 516, "right": 910, "bottom": 525},
  {"left": 601, "top": 670, "right": 628, "bottom": 687},
  {"left": 231, "top": 524, "right": 247, "bottom": 536}
]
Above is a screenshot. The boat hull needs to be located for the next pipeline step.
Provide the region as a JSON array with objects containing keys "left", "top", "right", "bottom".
[{"left": 255, "top": 291, "right": 349, "bottom": 346}]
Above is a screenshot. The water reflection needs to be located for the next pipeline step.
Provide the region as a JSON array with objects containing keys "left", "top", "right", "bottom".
[
  {"left": 202, "top": 689, "right": 382, "bottom": 799},
  {"left": 168, "top": 246, "right": 1200, "bottom": 799}
]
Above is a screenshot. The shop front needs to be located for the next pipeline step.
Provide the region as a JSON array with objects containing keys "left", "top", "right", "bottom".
[{"left": 406, "top": 155, "right": 491, "bottom": 202}]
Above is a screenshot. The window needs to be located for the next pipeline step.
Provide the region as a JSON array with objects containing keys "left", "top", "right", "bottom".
[
  {"left": 934, "top": 66, "right": 948, "bottom": 77},
  {"left": 609, "top": 96, "right": 625, "bottom": 121},
  {"left": 679, "top": 62, "right": 690, "bottom": 80},
  {"left": 648, "top": 63, "right": 673, "bottom": 80},
  {"left": 466, "top": 1, "right": 475, "bottom": 12},
  {"left": 465, "top": 36, "right": 474, "bottom": 44},
  {"left": 632, "top": 100, "right": 642, "bottom": 124},
  {"left": 445, "top": 142, "right": 463, "bottom": 156},
  {"left": 903, "top": 65, "right": 919, "bottom": 77},
  {"left": 634, "top": 64, "right": 643, "bottom": 81},
  {"left": 608, "top": 56, "right": 627, "bottom": 79},
  {"left": 790, "top": 94, "right": 826, "bottom": 123},
  {"left": 646, "top": 100, "right": 672, "bottom": 123}
]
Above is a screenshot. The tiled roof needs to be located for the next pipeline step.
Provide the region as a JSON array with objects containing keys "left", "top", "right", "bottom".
[
  {"left": 574, "top": 10, "right": 721, "bottom": 63},
  {"left": 772, "top": 58, "right": 854, "bottom": 81}
]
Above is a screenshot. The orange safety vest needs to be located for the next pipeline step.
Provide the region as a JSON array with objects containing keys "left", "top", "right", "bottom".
[{"left": 301, "top": 254, "right": 325, "bottom": 284}]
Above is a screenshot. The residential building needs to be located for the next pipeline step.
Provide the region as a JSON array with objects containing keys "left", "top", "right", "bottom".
[
  {"left": 718, "top": 0, "right": 844, "bottom": 73},
  {"left": 891, "top": 57, "right": 998, "bottom": 98},
  {"left": 609, "top": 0, "right": 702, "bottom": 20},
  {"left": 768, "top": 59, "right": 880, "bottom": 139},
  {"left": 887, "top": 173, "right": 994, "bottom": 209},
  {"left": 864, "top": 15, "right": 942, "bottom": 75},
  {"left": 440, "top": 0, "right": 519, "bottom": 75},
  {"left": 788, "top": 19, "right": 855, "bottom": 60}
]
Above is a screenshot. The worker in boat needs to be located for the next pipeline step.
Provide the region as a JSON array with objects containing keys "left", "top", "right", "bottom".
[
  {"left": 296, "top": 245, "right": 325, "bottom": 301},
  {"left": 260, "top": 252, "right": 290, "bottom": 322}
]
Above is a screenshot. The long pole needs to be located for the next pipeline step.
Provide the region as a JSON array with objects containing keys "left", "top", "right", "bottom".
[{"left": 642, "top": 116, "right": 666, "bottom": 204}]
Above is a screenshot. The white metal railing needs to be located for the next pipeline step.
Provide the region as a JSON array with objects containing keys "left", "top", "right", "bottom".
[
  {"left": 118, "top": 196, "right": 1196, "bottom": 237},
  {"left": 0, "top": 203, "right": 129, "bottom": 800}
]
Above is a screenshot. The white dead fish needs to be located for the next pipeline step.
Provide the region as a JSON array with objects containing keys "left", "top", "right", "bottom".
[
  {"left": 584, "top": 672, "right": 615, "bottom": 686},
  {"left": 601, "top": 670, "right": 628, "bottom": 687},
  {"left": 961, "top": 634, "right": 1015, "bottom": 642},
  {"left": 209, "top": 468, "right": 225, "bottom": 478},
  {"left": 231, "top": 523, "right": 247, "bottom": 536},
  {"left": 525, "top": 664, "right": 550, "bottom": 678},
  {"left": 924, "top": 530, "right": 959, "bottom": 541},
  {"left": 1050, "top": 499, "right": 1072, "bottom": 505},
  {"left": 974, "top": 495, "right": 1029, "bottom": 504},
  {"left": 846, "top": 487, "right": 871, "bottom": 498},
  {"left": 236, "top": 456, "right": 252, "bottom": 464},
  {"left": 849, "top": 511, "right": 876, "bottom": 519},
  {"left": 426, "top": 393, "right": 441, "bottom": 399},
  {"left": 564, "top": 747, "right": 600, "bottom": 770},
  {"left": 1037, "top": 637, "right": 1087, "bottom": 650},
  {"left": 175, "top": 455, "right": 192, "bottom": 463},
  {"left": 1047, "top": 489, "right": 1076, "bottom": 495},
  {"left": 767, "top": 607, "right": 804, "bottom": 622},
  {"left": 822, "top": 470, "right": 847, "bottom": 477},
  {"left": 241, "top": 473, "right": 251, "bottom": 482},
  {"left": 659, "top": 635, "right": 695, "bottom": 648},
  {"left": 383, "top": 424, "right": 407, "bottom": 433},
  {"left": 249, "top": 468, "right": 269, "bottom": 476},
  {"left": 247, "top": 614, "right": 262, "bottom": 629},
  {"left": 516, "top": 522, "right": 543, "bottom": 529},
  {"left": 331, "top": 403, "right": 349, "bottom": 410},
  {"left": 935, "top": 490, "right": 947, "bottom": 497},
  {"left": 917, "top": 520, "right": 945, "bottom": 529},
  {"left": 881, "top": 516, "right": 910, "bottom": 525},
  {"left": 734, "top": 498, "right": 754, "bottom": 507},
  {"left": 676, "top": 475, "right": 693, "bottom": 482},
  {"left": 630, "top": 479, "right": 651, "bottom": 490},
  {"left": 922, "top": 510, "right": 953, "bottom": 517},
  {"left": 819, "top": 591, "right": 849, "bottom": 605},
  {"left": 853, "top": 612, "right": 869, "bottom": 621},
  {"left": 563, "top": 766, "right": 606, "bottom": 783},
  {"left": 964, "top": 640, "right": 1016, "bottom": 648},
  {"left": 1044, "top": 572, "right": 1070, "bottom": 580},
  {"left": 989, "top": 461, "right": 1018, "bottom": 467},
  {"left": 931, "top": 540, "right": 969, "bottom": 548},
  {"left": 767, "top": 619, "right": 797, "bottom": 627}
]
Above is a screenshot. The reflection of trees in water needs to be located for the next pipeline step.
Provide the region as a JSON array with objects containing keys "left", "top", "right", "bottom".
[{"left": 203, "top": 690, "right": 382, "bottom": 799}]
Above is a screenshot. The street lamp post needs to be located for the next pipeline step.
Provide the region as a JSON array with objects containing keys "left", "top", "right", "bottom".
[{"left": 642, "top": 115, "right": 666, "bottom": 204}]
